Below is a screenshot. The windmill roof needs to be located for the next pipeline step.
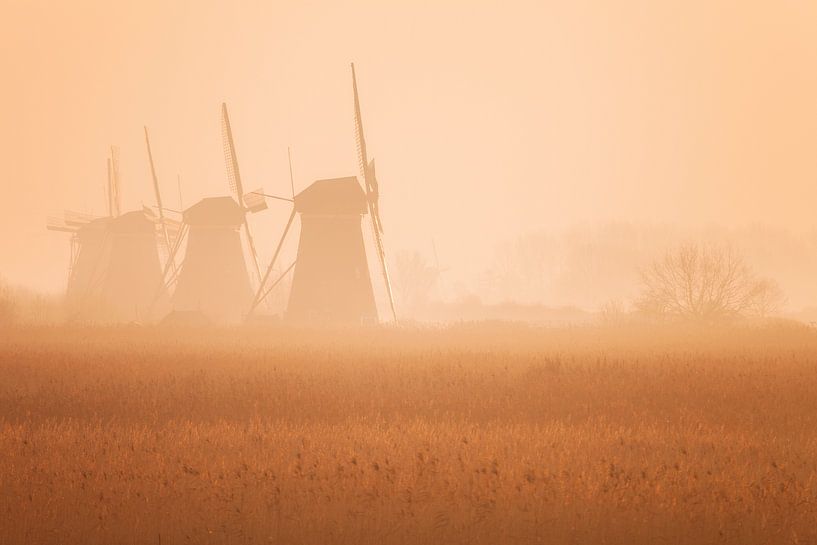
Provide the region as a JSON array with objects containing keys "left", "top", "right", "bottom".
[
  {"left": 295, "top": 177, "right": 368, "bottom": 215},
  {"left": 75, "top": 217, "right": 111, "bottom": 240},
  {"left": 183, "top": 197, "right": 244, "bottom": 227},
  {"left": 109, "top": 210, "right": 156, "bottom": 234}
]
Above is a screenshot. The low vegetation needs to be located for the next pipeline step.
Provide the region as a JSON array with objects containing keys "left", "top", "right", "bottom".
[{"left": 1, "top": 323, "right": 816, "bottom": 544}]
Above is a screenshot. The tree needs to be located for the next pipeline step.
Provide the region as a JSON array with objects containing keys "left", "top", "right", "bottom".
[
  {"left": 744, "top": 278, "right": 786, "bottom": 318},
  {"left": 636, "top": 243, "right": 783, "bottom": 321}
]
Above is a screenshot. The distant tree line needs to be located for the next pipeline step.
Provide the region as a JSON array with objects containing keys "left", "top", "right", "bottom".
[{"left": 479, "top": 223, "right": 817, "bottom": 318}]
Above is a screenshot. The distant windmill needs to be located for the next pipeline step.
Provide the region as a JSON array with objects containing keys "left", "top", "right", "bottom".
[
  {"left": 155, "top": 103, "right": 267, "bottom": 324},
  {"left": 47, "top": 212, "right": 107, "bottom": 310},
  {"left": 47, "top": 146, "right": 166, "bottom": 322},
  {"left": 249, "top": 64, "right": 398, "bottom": 324}
]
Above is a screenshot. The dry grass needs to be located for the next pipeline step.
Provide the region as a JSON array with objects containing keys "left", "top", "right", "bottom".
[{"left": 1, "top": 322, "right": 816, "bottom": 544}]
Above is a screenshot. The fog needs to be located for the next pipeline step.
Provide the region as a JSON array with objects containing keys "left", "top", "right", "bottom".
[{"left": 2, "top": 0, "right": 816, "bottom": 313}]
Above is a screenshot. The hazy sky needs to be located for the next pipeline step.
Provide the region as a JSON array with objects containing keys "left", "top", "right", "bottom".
[{"left": 2, "top": 0, "right": 816, "bottom": 292}]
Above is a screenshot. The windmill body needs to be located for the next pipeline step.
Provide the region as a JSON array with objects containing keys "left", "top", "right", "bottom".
[
  {"left": 101, "top": 211, "right": 166, "bottom": 321},
  {"left": 65, "top": 217, "right": 110, "bottom": 314},
  {"left": 170, "top": 196, "right": 254, "bottom": 324},
  {"left": 64, "top": 210, "right": 166, "bottom": 322},
  {"left": 287, "top": 177, "right": 377, "bottom": 323}
]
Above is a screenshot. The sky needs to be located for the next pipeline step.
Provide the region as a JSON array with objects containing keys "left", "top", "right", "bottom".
[{"left": 1, "top": 0, "right": 816, "bottom": 294}]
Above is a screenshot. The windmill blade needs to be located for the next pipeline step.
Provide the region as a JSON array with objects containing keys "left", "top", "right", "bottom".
[
  {"left": 106, "top": 157, "right": 113, "bottom": 217},
  {"left": 248, "top": 207, "right": 296, "bottom": 316},
  {"left": 145, "top": 128, "right": 164, "bottom": 215},
  {"left": 46, "top": 215, "right": 78, "bottom": 233},
  {"left": 256, "top": 260, "right": 297, "bottom": 308},
  {"left": 220, "top": 103, "right": 262, "bottom": 285},
  {"left": 243, "top": 218, "right": 264, "bottom": 301},
  {"left": 351, "top": 63, "right": 397, "bottom": 323},
  {"left": 148, "top": 221, "right": 189, "bottom": 319},
  {"left": 144, "top": 127, "right": 175, "bottom": 270},
  {"left": 352, "top": 63, "right": 370, "bottom": 193},
  {"left": 161, "top": 217, "right": 182, "bottom": 242},
  {"left": 221, "top": 102, "right": 245, "bottom": 202},
  {"left": 110, "top": 146, "right": 122, "bottom": 217},
  {"left": 368, "top": 158, "right": 383, "bottom": 233},
  {"left": 150, "top": 212, "right": 182, "bottom": 257},
  {"left": 64, "top": 210, "right": 100, "bottom": 226},
  {"left": 287, "top": 147, "right": 296, "bottom": 199}
]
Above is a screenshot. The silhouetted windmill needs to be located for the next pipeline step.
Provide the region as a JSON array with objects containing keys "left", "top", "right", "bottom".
[
  {"left": 248, "top": 64, "right": 398, "bottom": 324},
  {"left": 155, "top": 103, "right": 267, "bottom": 323},
  {"left": 48, "top": 146, "right": 166, "bottom": 322}
]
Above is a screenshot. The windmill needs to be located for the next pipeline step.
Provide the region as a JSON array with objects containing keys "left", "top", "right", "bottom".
[
  {"left": 248, "top": 64, "right": 398, "bottom": 324},
  {"left": 155, "top": 103, "right": 267, "bottom": 324},
  {"left": 47, "top": 212, "right": 109, "bottom": 314},
  {"left": 47, "top": 146, "right": 167, "bottom": 322}
]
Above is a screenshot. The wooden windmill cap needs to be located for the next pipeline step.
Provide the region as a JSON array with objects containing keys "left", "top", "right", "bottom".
[
  {"left": 183, "top": 196, "right": 245, "bottom": 227},
  {"left": 75, "top": 217, "right": 111, "bottom": 240},
  {"left": 294, "top": 177, "right": 368, "bottom": 216},
  {"left": 109, "top": 210, "right": 156, "bottom": 234}
]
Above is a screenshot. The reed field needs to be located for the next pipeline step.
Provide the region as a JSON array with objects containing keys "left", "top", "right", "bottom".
[{"left": 1, "top": 322, "right": 816, "bottom": 544}]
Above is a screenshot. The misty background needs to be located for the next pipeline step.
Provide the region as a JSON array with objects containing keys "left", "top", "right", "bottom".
[{"left": 2, "top": 0, "right": 816, "bottom": 315}]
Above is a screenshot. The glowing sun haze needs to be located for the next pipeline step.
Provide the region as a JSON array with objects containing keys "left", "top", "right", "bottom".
[{"left": 1, "top": 0, "right": 816, "bottom": 294}]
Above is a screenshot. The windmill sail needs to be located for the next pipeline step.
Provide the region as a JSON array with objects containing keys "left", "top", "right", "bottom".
[
  {"left": 287, "top": 147, "right": 296, "bottom": 199},
  {"left": 351, "top": 63, "right": 397, "bottom": 322},
  {"left": 109, "top": 146, "right": 122, "bottom": 217},
  {"left": 221, "top": 103, "right": 263, "bottom": 287},
  {"left": 144, "top": 127, "right": 175, "bottom": 261},
  {"left": 106, "top": 158, "right": 113, "bottom": 217}
]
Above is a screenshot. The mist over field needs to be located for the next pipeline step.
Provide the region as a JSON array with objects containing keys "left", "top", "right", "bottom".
[{"left": 2, "top": 1, "right": 817, "bottom": 544}]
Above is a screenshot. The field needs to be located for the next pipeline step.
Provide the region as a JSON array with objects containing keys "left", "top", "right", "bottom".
[{"left": 1, "top": 322, "right": 816, "bottom": 544}]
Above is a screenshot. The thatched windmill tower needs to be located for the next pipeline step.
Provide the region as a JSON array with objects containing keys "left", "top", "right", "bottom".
[
  {"left": 156, "top": 104, "right": 266, "bottom": 324},
  {"left": 248, "top": 64, "right": 397, "bottom": 324}
]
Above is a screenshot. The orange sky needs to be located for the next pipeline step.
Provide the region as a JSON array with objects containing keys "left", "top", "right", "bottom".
[{"left": 1, "top": 0, "right": 816, "bottom": 293}]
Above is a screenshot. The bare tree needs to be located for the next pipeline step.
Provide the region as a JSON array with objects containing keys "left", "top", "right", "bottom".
[
  {"left": 636, "top": 243, "right": 783, "bottom": 321},
  {"left": 745, "top": 278, "right": 786, "bottom": 318}
]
